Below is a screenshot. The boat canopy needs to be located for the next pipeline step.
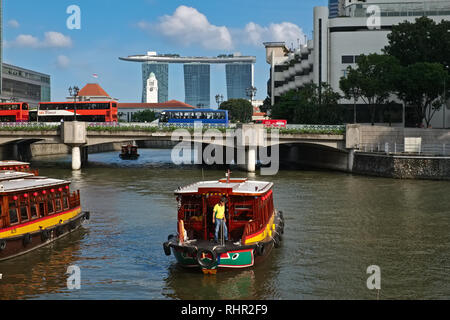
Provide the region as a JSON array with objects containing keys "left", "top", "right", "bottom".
[
  {"left": 175, "top": 178, "right": 273, "bottom": 196},
  {"left": 0, "top": 177, "right": 70, "bottom": 194},
  {"left": 0, "top": 171, "right": 34, "bottom": 182}
]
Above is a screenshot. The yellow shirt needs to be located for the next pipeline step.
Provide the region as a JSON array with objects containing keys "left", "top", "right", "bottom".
[{"left": 213, "top": 203, "right": 225, "bottom": 219}]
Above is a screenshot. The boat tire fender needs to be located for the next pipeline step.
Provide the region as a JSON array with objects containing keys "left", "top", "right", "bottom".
[
  {"left": 273, "top": 234, "right": 281, "bottom": 248},
  {"left": 23, "top": 233, "right": 32, "bottom": 246},
  {"left": 163, "top": 242, "right": 171, "bottom": 256},
  {"left": 84, "top": 212, "right": 90, "bottom": 220},
  {"left": 196, "top": 249, "right": 217, "bottom": 269},
  {"left": 256, "top": 242, "right": 267, "bottom": 256},
  {"left": 41, "top": 229, "right": 50, "bottom": 242},
  {"left": 56, "top": 225, "right": 64, "bottom": 236},
  {"left": 0, "top": 239, "right": 6, "bottom": 251}
]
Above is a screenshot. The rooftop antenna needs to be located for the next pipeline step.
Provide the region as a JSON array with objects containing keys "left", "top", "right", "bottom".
[{"left": 226, "top": 169, "right": 231, "bottom": 183}]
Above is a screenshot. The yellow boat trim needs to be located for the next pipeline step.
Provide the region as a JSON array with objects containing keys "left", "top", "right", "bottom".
[
  {"left": 243, "top": 213, "right": 275, "bottom": 245},
  {"left": 0, "top": 207, "right": 81, "bottom": 239}
]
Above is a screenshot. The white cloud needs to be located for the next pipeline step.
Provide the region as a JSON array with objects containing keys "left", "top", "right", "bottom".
[
  {"left": 43, "top": 31, "right": 73, "bottom": 48},
  {"left": 7, "top": 19, "right": 20, "bottom": 28},
  {"left": 139, "top": 6, "right": 305, "bottom": 51},
  {"left": 141, "top": 5, "right": 233, "bottom": 50},
  {"left": 243, "top": 22, "right": 306, "bottom": 47},
  {"left": 7, "top": 31, "right": 73, "bottom": 49},
  {"left": 56, "top": 55, "right": 70, "bottom": 69}
]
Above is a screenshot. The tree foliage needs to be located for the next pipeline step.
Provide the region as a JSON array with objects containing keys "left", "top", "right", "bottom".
[
  {"left": 219, "top": 98, "right": 253, "bottom": 123},
  {"left": 339, "top": 54, "right": 399, "bottom": 125},
  {"left": 131, "top": 109, "right": 157, "bottom": 122},
  {"left": 270, "top": 82, "right": 344, "bottom": 124}
]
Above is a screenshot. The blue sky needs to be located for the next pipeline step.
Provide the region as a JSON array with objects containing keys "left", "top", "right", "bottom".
[{"left": 3, "top": 0, "right": 327, "bottom": 104}]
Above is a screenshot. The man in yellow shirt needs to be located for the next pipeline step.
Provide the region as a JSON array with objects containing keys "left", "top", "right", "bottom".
[{"left": 213, "top": 198, "right": 228, "bottom": 242}]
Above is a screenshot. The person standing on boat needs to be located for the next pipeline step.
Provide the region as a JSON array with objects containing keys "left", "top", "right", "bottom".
[{"left": 213, "top": 198, "right": 228, "bottom": 243}]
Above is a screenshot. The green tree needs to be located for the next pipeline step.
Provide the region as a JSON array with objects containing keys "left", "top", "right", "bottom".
[
  {"left": 384, "top": 16, "right": 450, "bottom": 70},
  {"left": 131, "top": 109, "right": 156, "bottom": 122},
  {"left": 219, "top": 98, "right": 253, "bottom": 123},
  {"left": 271, "top": 82, "right": 342, "bottom": 124},
  {"left": 341, "top": 54, "right": 399, "bottom": 125},
  {"left": 340, "top": 66, "right": 362, "bottom": 123},
  {"left": 394, "top": 62, "right": 449, "bottom": 128}
]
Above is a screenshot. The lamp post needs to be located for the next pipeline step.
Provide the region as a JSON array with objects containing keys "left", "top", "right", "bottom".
[
  {"left": 68, "top": 86, "right": 80, "bottom": 121},
  {"left": 246, "top": 86, "right": 257, "bottom": 104},
  {"left": 215, "top": 94, "right": 224, "bottom": 108}
]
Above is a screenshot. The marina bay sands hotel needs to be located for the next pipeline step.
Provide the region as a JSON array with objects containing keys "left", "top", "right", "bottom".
[{"left": 119, "top": 52, "right": 256, "bottom": 107}]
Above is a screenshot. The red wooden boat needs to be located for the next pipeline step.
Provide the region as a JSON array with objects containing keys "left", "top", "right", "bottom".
[
  {"left": 0, "top": 172, "right": 90, "bottom": 261},
  {"left": 0, "top": 161, "right": 37, "bottom": 175},
  {"left": 163, "top": 172, "right": 284, "bottom": 274}
]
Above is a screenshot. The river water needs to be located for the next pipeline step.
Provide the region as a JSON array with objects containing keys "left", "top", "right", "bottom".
[{"left": 0, "top": 148, "right": 449, "bottom": 300}]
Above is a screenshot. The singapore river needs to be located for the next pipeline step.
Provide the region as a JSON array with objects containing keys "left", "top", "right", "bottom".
[{"left": 0, "top": 148, "right": 449, "bottom": 300}]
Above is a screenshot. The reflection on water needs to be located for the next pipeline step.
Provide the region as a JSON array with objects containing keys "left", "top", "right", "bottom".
[{"left": 0, "top": 149, "right": 449, "bottom": 299}]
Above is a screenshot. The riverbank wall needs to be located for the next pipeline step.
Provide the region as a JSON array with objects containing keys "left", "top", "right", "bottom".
[{"left": 352, "top": 152, "right": 450, "bottom": 180}]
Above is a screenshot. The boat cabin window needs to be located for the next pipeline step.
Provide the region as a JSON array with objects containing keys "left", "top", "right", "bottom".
[
  {"left": 30, "top": 198, "right": 38, "bottom": 219},
  {"left": 9, "top": 201, "right": 19, "bottom": 225},
  {"left": 55, "top": 193, "right": 62, "bottom": 212},
  {"left": 233, "top": 204, "right": 253, "bottom": 221},
  {"left": 63, "top": 191, "right": 69, "bottom": 210},
  {"left": 184, "top": 203, "right": 202, "bottom": 222},
  {"left": 47, "top": 196, "right": 55, "bottom": 215},
  {"left": 20, "top": 199, "right": 30, "bottom": 222},
  {"left": 39, "top": 201, "right": 45, "bottom": 217}
]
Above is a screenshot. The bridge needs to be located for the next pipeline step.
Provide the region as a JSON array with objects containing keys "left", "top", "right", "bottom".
[{"left": 0, "top": 122, "right": 348, "bottom": 173}]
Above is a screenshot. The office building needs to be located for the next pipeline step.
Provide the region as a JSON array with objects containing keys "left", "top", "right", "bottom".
[
  {"left": 225, "top": 63, "right": 253, "bottom": 100},
  {"left": 1, "top": 63, "right": 51, "bottom": 107},
  {"left": 183, "top": 64, "right": 210, "bottom": 108},
  {"left": 265, "top": 0, "right": 450, "bottom": 127}
]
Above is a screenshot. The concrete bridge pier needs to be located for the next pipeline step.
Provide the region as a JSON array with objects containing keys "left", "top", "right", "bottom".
[{"left": 62, "top": 121, "right": 87, "bottom": 171}]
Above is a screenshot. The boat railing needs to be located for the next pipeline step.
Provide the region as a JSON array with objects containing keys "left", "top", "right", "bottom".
[{"left": 242, "top": 219, "right": 263, "bottom": 243}]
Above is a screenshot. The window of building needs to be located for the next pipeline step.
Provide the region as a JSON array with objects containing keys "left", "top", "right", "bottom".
[{"left": 342, "top": 55, "right": 355, "bottom": 64}]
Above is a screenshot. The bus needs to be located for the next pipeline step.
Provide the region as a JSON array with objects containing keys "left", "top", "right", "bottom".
[
  {"left": 0, "top": 102, "right": 29, "bottom": 122},
  {"left": 255, "top": 119, "right": 287, "bottom": 128},
  {"left": 159, "top": 109, "right": 228, "bottom": 126},
  {"left": 38, "top": 101, "right": 118, "bottom": 122}
]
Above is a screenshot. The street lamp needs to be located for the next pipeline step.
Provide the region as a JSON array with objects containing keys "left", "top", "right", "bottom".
[
  {"left": 246, "top": 86, "right": 257, "bottom": 103},
  {"left": 215, "top": 94, "right": 224, "bottom": 108},
  {"left": 68, "top": 86, "right": 80, "bottom": 121}
]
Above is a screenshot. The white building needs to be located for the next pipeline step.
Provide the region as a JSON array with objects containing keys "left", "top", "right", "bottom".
[
  {"left": 145, "top": 72, "right": 158, "bottom": 103},
  {"left": 265, "top": 0, "right": 450, "bottom": 128}
]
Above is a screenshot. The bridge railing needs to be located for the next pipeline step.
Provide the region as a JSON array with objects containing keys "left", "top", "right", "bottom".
[
  {"left": 358, "top": 142, "right": 450, "bottom": 156},
  {"left": 0, "top": 122, "right": 60, "bottom": 130}
]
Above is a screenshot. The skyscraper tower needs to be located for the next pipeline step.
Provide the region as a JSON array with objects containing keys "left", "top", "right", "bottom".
[
  {"left": 142, "top": 59, "right": 168, "bottom": 103},
  {"left": 184, "top": 63, "right": 210, "bottom": 107},
  {"left": 145, "top": 72, "right": 158, "bottom": 103},
  {"left": 225, "top": 63, "right": 253, "bottom": 100}
]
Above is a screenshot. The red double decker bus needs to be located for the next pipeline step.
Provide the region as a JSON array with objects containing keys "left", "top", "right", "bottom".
[
  {"left": 0, "top": 102, "right": 29, "bottom": 122},
  {"left": 38, "top": 101, "right": 118, "bottom": 122}
]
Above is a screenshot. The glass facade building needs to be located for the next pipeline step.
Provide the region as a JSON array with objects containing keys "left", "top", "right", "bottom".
[
  {"left": 1, "top": 63, "right": 51, "bottom": 107},
  {"left": 184, "top": 63, "right": 210, "bottom": 107},
  {"left": 225, "top": 63, "right": 253, "bottom": 100},
  {"left": 142, "top": 62, "right": 168, "bottom": 103},
  {"left": 328, "top": 0, "right": 340, "bottom": 18}
]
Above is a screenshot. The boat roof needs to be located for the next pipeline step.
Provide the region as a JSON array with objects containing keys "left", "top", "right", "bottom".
[
  {"left": 175, "top": 178, "right": 273, "bottom": 196},
  {"left": 0, "top": 160, "right": 30, "bottom": 166},
  {"left": 0, "top": 171, "right": 34, "bottom": 181},
  {"left": 0, "top": 177, "right": 70, "bottom": 194}
]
